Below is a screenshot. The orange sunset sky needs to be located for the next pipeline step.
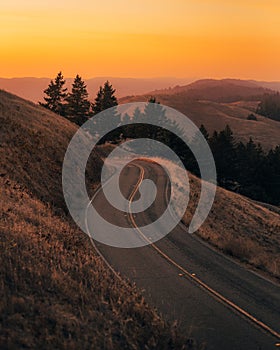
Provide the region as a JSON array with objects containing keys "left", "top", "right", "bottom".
[{"left": 1, "top": 0, "right": 280, "bottom": 80}]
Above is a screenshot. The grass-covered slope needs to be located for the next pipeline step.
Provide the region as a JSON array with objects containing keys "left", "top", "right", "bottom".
[
  {"left": 156, "top": 158, "right": 280, "bottom": 280},
  {"left": 0, "top": 90, "right": 192, "bottom": 349},
  {"left": 120, "top": 89, "right": 280, "bottom": 150},
  {"left": 185, "top": 174, "right": 280, "bottom": 280}
]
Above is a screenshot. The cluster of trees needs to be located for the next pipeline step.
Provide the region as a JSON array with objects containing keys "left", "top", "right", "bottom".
[
  {"left": 257, "top": 92, "right": 280, "bottom": 121},
  {"left": 120, "top": 102, "right": 280, "bottom": 205},
  {"left": 41, "top": 75, "right": 279, "bottom": 205},
  {"left": 40, "top": 72, "right": 118, "bottom": 125},
  {"left": 204, "top": 126, "right": 280, "bottom": 205},
  {"left": 120, "top": 97, "right": 184, "bottom": 142}
]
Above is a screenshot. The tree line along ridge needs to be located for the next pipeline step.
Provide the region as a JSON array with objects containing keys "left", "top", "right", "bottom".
[{"left": 40, "top": 72, "right": 280, "bottom": 206}]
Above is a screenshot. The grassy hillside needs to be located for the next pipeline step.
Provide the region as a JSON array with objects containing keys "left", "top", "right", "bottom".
[
  {"left": 0, "top": 91, "right": 193, "bottom": 349},
  {"left": 0, "top": 89, "right": 102, "bottom": 209},
  {"left": 121, "top": 93, "right": 280, "bottom": 150},
  {"left": 157, "top": 157, "right": 280, "bottom": 280},
  {"left": 184, "top": 173, "right": 280, "bottom": 280}
]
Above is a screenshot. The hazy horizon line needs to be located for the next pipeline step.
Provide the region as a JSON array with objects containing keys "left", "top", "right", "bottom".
[{"left": 1, "top": 76, "right": 280, "bottom": 83}]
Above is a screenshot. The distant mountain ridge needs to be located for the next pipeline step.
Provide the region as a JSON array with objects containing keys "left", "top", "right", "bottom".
[
  {"left": 249, "top": 80, "right": 280, "bottom": 92},
  {"left": 1, "top": 77, "right": 280, "bottom": 104},
  {"left": 0, "top": 76, "right": 194, "bottom": 103},
  {"left": 147, "top": 78, "right": 279, "bottom": 102},
  {"left": 120, "top": 79, "right": 280, "bottom": 150}
]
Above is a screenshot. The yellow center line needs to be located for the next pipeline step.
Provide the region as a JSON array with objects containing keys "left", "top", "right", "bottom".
[{"left": 128, "top": 162, "right": 280, "bottom": 342}]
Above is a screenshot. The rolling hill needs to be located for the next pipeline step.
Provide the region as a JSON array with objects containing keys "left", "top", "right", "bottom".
[
  {"left": 120, "top": 79, "right": 280, "bottom": 150},
  {"left": 250, "top": 80, "right": 280, "bottom": 92},
  {"left": 1, "top": 77, "right": 279, "bottom": 107},
  {"left": 148, "top": 78, "right": 274, "bottom": 101},
  {"left": 1, "top": 90, "right": 279, "bottom": 348},
  {"left": 0, "top": 90, "right": 190, "bottom": 349}
]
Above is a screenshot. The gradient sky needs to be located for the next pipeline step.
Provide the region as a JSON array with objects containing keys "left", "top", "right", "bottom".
[{"left": 1, "top": 0, "right": 280, "bottom": 79}]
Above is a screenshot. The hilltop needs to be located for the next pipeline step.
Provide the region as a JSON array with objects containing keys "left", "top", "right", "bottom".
[
  {"left": 121, "top": 79, "right": 280, "bottom": 150},
  {"left": 147, "top": 78, "right": 276, "bottom": 100}
]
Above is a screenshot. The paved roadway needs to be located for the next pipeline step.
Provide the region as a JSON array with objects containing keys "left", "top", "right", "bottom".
[{"left": 87, "top": 160, "right": 280, "bottom": 350}]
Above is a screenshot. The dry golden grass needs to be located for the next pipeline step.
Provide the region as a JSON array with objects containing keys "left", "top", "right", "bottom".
[
  {"left": 121, "top": 95, "right": 280, "bottom": 150},
  {"left": 0, "top": 90, "right": 196, "bottom": 349},
  {"left": 2, "top": 88, "right": 278, "bottom": 348},
  {"left": 0, "top": 177, "right": 198, "bottom": 349},
  {"left": 183, "top": 174, "right": 280, "bottom": 279},
  {"left": 1, "top": 177, "right": 194, "bottom": 349}
]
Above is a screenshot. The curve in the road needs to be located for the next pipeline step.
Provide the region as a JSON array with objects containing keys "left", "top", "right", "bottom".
[
  {"left": 86, "top": 159, "right": 280, "bottom": 349},
  {"left": 128, "top": 163, "right": 280, "bottom": 342}
]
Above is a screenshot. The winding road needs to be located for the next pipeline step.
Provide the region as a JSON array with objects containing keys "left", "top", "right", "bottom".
[{"left": 87, "top": 159, "right": 280, "bottom": 350}]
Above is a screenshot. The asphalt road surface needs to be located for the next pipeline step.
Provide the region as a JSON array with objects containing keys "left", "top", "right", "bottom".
[{"left": 87, "top": 159, "right": 280, "bottom": 350}]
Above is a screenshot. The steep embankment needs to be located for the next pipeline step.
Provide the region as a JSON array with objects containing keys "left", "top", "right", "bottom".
[
  {"left": 184, "top": 173, "right": 280, "bottom": 280},
  {"left": 154, "top": 158, "right": 280, "bottom": 280},
  {"left": 0, "top": 89, "right": 102, "bottom": 209},
  {"left": 0, "top": 90, "right": 190, "bottom": 349}
]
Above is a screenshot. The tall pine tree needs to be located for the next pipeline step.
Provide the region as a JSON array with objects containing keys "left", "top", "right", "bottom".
[
  {"left": 66, "top": 75, "right": 90, "bottom": 125},
  {"left": 92, "top": 81, "right": 118, "bottom": 115},
  {"left": 209, "top": 125, "right": 236, "bottom": 186},
  {"left": 40, "top": 72, "right": 67, "bottom": 116},
  {"left": 91, "top": 81, "right": 120, "bottom": 143}
]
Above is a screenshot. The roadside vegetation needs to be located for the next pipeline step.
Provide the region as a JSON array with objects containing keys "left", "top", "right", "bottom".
[
  {"left": 184, "top": 173, "right": 280, "bottom": 280},
  {"left": 1, "top": 176, "right": 193, "bottom": 349},
  {"left": 154, "top": 157, "right": 280, "bottom": 281}
]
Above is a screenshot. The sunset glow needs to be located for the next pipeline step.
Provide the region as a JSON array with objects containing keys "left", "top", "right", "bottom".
[{"left": 1, "top": 0, "right": 280, "bottom": 79}]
